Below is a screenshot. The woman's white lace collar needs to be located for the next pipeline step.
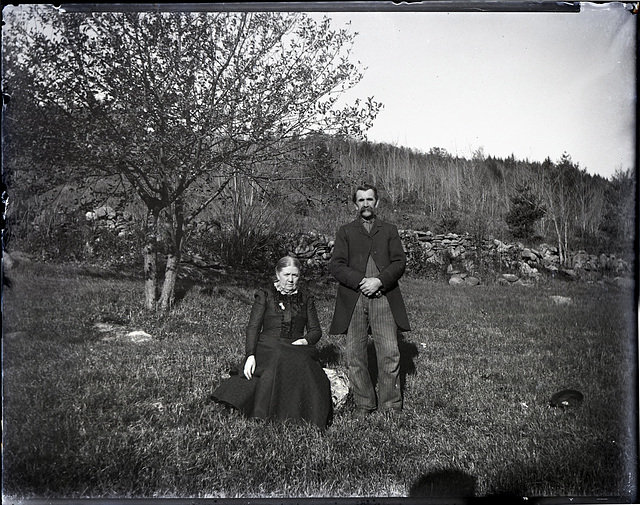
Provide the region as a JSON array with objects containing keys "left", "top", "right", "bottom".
[{"left": 274, "top": 282, "right": 298, "bottom": 296}]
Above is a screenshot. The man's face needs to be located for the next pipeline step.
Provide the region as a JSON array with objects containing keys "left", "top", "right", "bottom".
[{"left": 354, "top": 189, "right": 378, "bottom": 220}]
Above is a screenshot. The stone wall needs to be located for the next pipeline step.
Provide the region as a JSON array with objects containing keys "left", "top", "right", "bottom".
[
  {"left": 85, "top": 206, "right": 133, "bottom": 237},
  {"left": 285, "top": 229, "right": 633, "bottom": 285},
  {"left": 83, "top": 205, "right": 632, "bottom": 284}
]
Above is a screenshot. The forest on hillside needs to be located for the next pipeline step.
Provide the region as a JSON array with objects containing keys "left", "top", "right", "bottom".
[
  {"left": 288, "top": 135, "right": 635, "bottom": 259},
  {"left": 5, "top": 133, "right": 636, "bottom": 270}
]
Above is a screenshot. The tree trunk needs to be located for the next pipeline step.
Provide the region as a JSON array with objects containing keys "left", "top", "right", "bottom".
[
  {"left": 159, "top": 253, "right": 180, "bottom": 311},
  {"left": 563, "top": 221, "right": 570, "bottom": 267},
  {"left": 143, "top": 209, "right": 159, "bottom": 311},
  {"left": 552, "top": 219, "right": 562, "bottom": 266},
  {"left": 158, "top": 198, "right": 185, "bottom": 312}
]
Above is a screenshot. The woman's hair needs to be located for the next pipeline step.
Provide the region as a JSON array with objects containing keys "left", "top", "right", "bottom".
[{"left": 275, "top": 255, "right": 302, "bottom": 275}]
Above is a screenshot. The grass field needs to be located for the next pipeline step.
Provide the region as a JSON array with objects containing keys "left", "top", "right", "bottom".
[{"left": 2, "top": 261, "right": 637, "bottom": 500}]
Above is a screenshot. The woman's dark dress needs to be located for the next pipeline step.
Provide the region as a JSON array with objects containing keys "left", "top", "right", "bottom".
[{"left": 212, "top": 284, "right": 332, "bottom": 429}]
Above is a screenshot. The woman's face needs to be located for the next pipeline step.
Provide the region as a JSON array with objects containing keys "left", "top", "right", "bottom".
[{"left": 276, "top": 265, "right": 300, "bottom": 292}]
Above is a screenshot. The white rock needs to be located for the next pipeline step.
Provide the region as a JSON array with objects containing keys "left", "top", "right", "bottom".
[
  {"left": 448, "top": 275, "right": 466, "bottom": 286},
  {"left": 125, "top": 330, "right": 153, "bottom": 343},
  {"left": 550, "top": 295, "right": 572, "bottom": 306},
  {"left": 94, "top": 322, "right": 122, "bottom": 333},
  {"left": 323, "top": 368, "right": 349, "bottom": 410}
]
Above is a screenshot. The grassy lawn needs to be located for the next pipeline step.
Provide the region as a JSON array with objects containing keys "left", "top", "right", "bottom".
[{"left": 2, "top": 261, "right": 637, "bottom": 500}]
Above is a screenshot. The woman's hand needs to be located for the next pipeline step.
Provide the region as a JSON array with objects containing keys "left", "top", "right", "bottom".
[
  {"left": 244, "top": 355, "right": 256, "bottom": 379},
  {"left": 291, "top": 338, "right": 308, "bottom": 346}
]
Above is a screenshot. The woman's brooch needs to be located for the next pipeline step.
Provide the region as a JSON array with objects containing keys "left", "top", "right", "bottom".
[{"left": 279, "top": 302, "right": 285, "bottom": 310}]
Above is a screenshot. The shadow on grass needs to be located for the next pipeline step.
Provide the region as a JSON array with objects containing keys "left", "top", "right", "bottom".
[
  {"left": 488, "top": 436, "right": 637, "bottom": 502},
  {"left": 408, "top": 469, "right": 476, "bottom": 497},
  {"left": 408, "top": 469, "right": 528, "bottom": 503},
  {"left": 318, "top": 343, "right": 341, "bottom": 367},
  {"left": 399, "top": 332, "right": 419, "bottom": 389},
  {"left": 56, "top": 263, "right": 144, "bottom": 281},
  {"left": 170, "top": 264, "right": 334, "bottom": 307}
]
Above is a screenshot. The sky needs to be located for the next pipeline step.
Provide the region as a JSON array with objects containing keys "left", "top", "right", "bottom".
[
  {"left": 309, "top": 3, "right": 636, "bottom": 179},
  {"left": 6, "top": 3, "right": 636, "bottom": 180}
]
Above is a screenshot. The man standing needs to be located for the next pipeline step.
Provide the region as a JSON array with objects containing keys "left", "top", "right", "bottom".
[{"left": 329, "top": 183, "right": 411, "bottom": 418}]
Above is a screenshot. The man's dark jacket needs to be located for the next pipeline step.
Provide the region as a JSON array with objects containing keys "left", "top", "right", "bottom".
[{"left": 329, "top": 217, "right": 411, "bottom": 335}]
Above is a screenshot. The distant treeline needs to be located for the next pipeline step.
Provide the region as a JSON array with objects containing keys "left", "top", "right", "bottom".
[
  {"left": 290, "top": 135, "right": 635, "bottom": 263},
  {"left": 5, "top": 134, "right": 635, "bottom": 273}
]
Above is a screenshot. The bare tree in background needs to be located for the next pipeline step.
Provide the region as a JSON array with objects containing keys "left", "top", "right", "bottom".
[{"left": 2, "top": 6, "right": 381, "bottom": 310}]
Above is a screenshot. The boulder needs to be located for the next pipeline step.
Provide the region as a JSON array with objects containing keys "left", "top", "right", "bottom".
[
  {"left": 3, "top": 251, "right": 32, "bottom": 270},
  {"left": 448, "top": 275, "right": 466, "bottom": 286},
  {"left": 519, "top": 262, "right": 539, "bottom": 277},
  {"left": 95, "top": 206, "right": 116, "bottom": 220},
  {"left": 426, "top": 253, "right": 444, "bottom": 265},
  {"left": 465, "top": 276, "right": 480, "bottom": 286},
  {"left": 449, "top": 245, "right": 465, "bottom": 258},
  {"left": 613, "top": 259, "right": 630, "bottom": 274},
  {"left": 125, "top": 330, "right": 153, "bottom": 343},
  {"left": 599, "top": 253, "right": 609, "bottom": 269},
  {"left": 540, "top": 244, "right": 559, "bottom": 256},
  {"left": 293, "top": 244, "right": 315, "bottom": 259},
  {"left": 323, "top": 368, "right": 350, "bottom": 410},
  {"left": 550, "top": 295, "right": 573, "bottom": 306},
  {"left": 571, "top": 251, "right": 590, "bottom": 269},
  {"left": 494, "top": 239, "right": 512, "bottom": 253},
  {"left": 613, "top": 277, "right": 634, "bottom": 289}
]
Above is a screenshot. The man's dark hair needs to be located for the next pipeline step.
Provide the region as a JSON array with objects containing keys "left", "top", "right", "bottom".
[{"left": 352, "top": 183, "right": 379, "bottom": 204}]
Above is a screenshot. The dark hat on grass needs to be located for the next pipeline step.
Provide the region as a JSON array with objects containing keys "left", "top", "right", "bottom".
[{"left": 550, "top": 389, "right": 584, "bottom": 408}]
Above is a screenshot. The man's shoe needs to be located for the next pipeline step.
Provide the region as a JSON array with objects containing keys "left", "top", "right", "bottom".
[
  {"left": 354, "top": 408, "right": 373, "bottom": 419},
  {"left": 380, "top": 408, "right": 403, "bottom": 420}
]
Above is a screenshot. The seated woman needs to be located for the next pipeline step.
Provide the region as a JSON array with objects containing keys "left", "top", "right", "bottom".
[{"left": 212, "top": 256, "right": 332, "bottom": 429}]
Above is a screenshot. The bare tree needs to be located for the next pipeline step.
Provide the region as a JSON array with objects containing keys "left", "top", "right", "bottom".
[{"left": 3, "top": 6, "right": 381, "bottom": 310}]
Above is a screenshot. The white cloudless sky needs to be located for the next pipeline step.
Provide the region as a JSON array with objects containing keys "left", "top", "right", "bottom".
[
  {"left": 310, "top": 3, "right": 636, "bottom": 179},
  {"left": 7, "top": 3, "right": 635, "bottom": 179}
]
